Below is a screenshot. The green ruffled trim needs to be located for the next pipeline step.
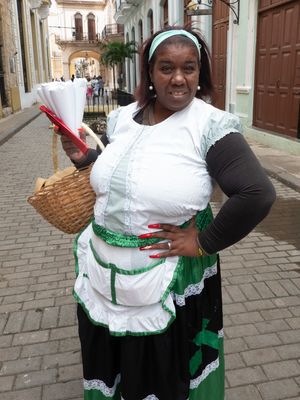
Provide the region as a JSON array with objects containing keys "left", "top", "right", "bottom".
[
  {"left": 92, "top": 221, "right": 161, "bottom": 247},
  {"left": 73, "top": 288, "right": 176, "bottom": 337},
  {"left": 92, "top": 205, "right": 213, "bottom": 248}
]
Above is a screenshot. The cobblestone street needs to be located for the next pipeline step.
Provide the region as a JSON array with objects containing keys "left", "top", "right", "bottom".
[{"left": 0, "top": 115, "right": 299, "bottom": 400}]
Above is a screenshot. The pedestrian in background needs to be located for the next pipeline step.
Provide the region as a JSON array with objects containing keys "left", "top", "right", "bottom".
[
  {"left": 97, "top": 75, "right": 104, "bottom": 96},
  {"left": 60, "top": 26, "right": 276, "bottom": 400}
]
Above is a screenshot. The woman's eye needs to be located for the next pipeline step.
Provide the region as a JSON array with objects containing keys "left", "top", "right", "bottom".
[
  {"left": 185, "top": 66, "right": 196, "bottom": 73},
  {"left": 160, "top": 66, "right": 172, "bottom": 73}
]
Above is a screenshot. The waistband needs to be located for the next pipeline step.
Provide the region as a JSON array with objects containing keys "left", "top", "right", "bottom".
[{"left": 92, "top": 205, "right": 213, "bottom": 248}]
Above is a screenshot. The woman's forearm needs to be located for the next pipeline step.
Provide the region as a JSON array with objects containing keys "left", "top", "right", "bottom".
[{"left": 198, "top": 133, "right": 276, "bottom": 254}]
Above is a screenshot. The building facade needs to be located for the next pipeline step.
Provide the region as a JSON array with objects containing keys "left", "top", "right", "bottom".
[
  {"left": 113, "top": 0, "right": 299, "bottom": 150},
  {"left": 48, "top": 0, "right": 122, "bottom": 88},
  {"left": 0, "top": 0, "right": 52, "bottom": 119}
]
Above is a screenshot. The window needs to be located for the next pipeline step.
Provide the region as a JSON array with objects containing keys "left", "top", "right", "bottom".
[
  {"left": 147, "top": 9, "right": 154, "bottom": 37},
  {"left": 75, "top": 12, "right": 83, "bottom": 40},
  {"left": 163, "top": 0, "right": 168, "bottom": 27},
  {"left": 87, "top": 13, "right": 96, "bottom": 41},
  {"left": 138, "top": 19, "right": 143, "bottom": 44}
]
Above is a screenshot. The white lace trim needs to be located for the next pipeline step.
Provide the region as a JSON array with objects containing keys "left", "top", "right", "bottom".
[
  {"left": 84, "top": 373, "right": 121, "bottom": 396},
  {"left": 190, "top": 357, "right": 220, "bottom": 390},
  {"left": 142, "top": 396, "right": 159, "bottom": 400},
  {"left": 173, "top": 263, "right": 218, "bottom": 307}
]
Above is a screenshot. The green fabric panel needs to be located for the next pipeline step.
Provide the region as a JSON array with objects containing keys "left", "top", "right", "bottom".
[
  {"left": 110, "top": 268, "right": 117, "bottom": 305},
  {"left": 190, "top": 319, "right": 220, "bottom": 375},
  {"left": 84, "top": 387, "right": 121, "bottom": 400},
  {"left": 189, "top": 340, "right": 225, "bottom": 400},
  {"left": 194, "top": 318, "right": 219, "bottom": 350},
  {"left": 190, "top": 349, "right": 202, "bottom": 376},
  {"left": 172, "top": 253, "right": 217, "bottom": 295}
]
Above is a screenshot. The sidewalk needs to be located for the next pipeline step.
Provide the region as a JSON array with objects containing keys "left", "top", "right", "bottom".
[
  {"left": 1, "top": 105, "right": 300, "bottom": 192},
  {"left": 0, "top": 105, "right": 42, "bottom": 146}
]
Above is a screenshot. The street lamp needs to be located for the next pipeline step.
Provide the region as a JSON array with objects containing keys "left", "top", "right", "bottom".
[{"left": 186, "top": 0, "right": 240, "bottom": 24}]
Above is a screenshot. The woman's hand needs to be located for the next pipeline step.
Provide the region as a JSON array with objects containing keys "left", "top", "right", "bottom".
[
  {"left": 139, "top": 217, "right": 202, "bottom": 258},
  {"left": 54, "top": 125, "right": 88, "bottom": 163}
]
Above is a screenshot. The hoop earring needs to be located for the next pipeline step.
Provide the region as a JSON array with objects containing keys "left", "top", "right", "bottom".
[
  {"left": 197, "top": 85, "right": 201, "bottom": 91},
  {"left": 149, "top": 84, "right": 154, "bottom": 91}
]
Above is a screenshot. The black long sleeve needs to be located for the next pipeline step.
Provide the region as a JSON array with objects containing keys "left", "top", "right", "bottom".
[
  {"left": 72, "top": 134, "right": 108, "bottom": 169},
  {"left": 198, "top": 133, "right": 276, "bottom": 254}
]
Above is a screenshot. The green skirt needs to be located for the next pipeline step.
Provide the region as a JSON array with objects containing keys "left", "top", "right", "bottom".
[{"left": 75, "top": 206, "right": 225, "bottom": 400}]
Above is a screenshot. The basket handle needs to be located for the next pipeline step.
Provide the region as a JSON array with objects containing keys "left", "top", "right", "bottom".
[
  {"left": 81, "top": 122, "right": 105, "bottom": 152},
  {"left": 51, "top": 123, "right": 105, "bottom": 173}
]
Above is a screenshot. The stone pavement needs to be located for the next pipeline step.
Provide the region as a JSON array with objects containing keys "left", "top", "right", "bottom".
[{"left": 0, "top": 111, "right": 299, "bottom": 400}]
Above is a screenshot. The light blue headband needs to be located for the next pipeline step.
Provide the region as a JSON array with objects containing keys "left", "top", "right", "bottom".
[{"left": 148, "top": 29, "right": 201, "bottom": 61}]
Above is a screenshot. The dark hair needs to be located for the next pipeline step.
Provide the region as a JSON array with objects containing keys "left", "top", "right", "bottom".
[{"left": 134, "top": 26, "right": 214, "bottom": 108}]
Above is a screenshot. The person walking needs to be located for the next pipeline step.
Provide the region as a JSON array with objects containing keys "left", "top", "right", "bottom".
[{"left": 60, "top": 26, "right": 276, "bottom": 400}]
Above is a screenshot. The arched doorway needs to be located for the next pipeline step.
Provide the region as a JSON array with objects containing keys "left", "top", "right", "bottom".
[{"left": 69, "top": 50, "right": 102, "bottom": 79}]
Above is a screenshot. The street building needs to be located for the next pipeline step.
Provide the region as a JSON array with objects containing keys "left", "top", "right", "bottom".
[
  {"left": 0, "top": 0, "right": 52, "bottom": 119},
  {"left": 48, "top": 0, "right": 123, "bottom": 89},
  {"left": 114, "top": 0, "right": 300, "bottom": 152}
]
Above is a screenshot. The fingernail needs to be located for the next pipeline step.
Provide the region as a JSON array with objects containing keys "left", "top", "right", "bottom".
[
  {"left": 138, "top": 233, "right": 153, "bottom": 239},
  {"left": 149, "top": 254, "right": 160, "bottom": 259},
  {"left": 148, "top": 224, "right": 161, "bottom": 229},
  {"left": 78, "top": 128, "right": 84, "bottom": 133},
  {"left": 140, "top": 246, "right": 152, "bottom": 250}
]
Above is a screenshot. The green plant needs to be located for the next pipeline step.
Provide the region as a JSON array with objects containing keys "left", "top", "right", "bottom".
[{"left": 100, "top": 40, "right": 138, "bottom": 90}]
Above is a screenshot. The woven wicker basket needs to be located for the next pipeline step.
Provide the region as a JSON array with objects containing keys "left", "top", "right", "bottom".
[{"left": 27, "top": 123, "right": 104, "bottom": 234}]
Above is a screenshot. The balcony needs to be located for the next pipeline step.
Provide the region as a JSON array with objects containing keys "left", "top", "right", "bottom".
[
  {"left": 55, "top": 33, "right": 101, "bottom": 47},
  {"left": 101, "top": 24, "right": 124, "bottom": 41},
  {"left": 114, "top": 0, "right": 143, "bottom": 23}
]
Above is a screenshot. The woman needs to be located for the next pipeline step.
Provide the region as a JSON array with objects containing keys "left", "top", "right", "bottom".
[{"left": 61, "top": 27, "right": 275, "bottom": 400}]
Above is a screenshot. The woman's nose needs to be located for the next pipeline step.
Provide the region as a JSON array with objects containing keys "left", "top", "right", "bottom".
[{"left": 172, "top": 69, "right": 185, "bottom": 84}]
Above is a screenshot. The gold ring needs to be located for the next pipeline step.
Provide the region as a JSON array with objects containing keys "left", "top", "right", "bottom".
[{"left": 167, "top": 241, "right": 172, "bottom": 250}]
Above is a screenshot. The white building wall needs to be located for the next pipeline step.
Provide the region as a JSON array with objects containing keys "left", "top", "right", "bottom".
[{"left": 12, "top": 0, "right": 52, "bottom": 109}]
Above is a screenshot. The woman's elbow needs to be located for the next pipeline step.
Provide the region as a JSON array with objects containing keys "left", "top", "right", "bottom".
[{"left": 259, "top": 182, "right": 276, "bottom": 217}]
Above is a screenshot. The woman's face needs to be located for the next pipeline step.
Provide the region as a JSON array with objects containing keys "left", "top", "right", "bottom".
[{"left": 149, "top": 43, "right": 200, "bottom": 118}]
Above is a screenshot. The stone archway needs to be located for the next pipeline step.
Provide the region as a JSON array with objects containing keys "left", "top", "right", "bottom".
[
  {"left": 57, "top": 44, "right": 102, "bottom": 81},
  {"left": 69, "top": 50, "right": 104, "bottom": 79}
]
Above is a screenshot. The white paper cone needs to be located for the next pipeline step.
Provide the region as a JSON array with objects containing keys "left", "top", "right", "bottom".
[
  {"left": 38, "top": 80, "right": 87, "bottom": 137},
  {"left": 74, "top": 78, "right": 87, "bottom": 132}
]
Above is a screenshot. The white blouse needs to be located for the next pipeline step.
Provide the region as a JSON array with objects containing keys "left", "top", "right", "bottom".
[{"left": 74, "top": 98, "right": 242, "bottom": 334}]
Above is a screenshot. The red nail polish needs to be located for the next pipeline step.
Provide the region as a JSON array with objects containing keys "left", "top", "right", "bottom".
[
  {"left": 78, "top": 127, "right": 84, "bottom": 133},
  {"left": 149, "top": 254, "right": 160, "bottom": 259},
  {"left": 138, "top": 233, "right": 153, "bottom": 239},
  {"left": 140, "top": 246, "right": 151, "bottom": 251},
  {"left": 148, "top": 224, "right": 161, "bottom": 229}
]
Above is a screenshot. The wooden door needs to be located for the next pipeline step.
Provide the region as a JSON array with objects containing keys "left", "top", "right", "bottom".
[
  {"left": 88, "top": 14, "right": 96, "bottom": 41},
  {"left": 212, "top": 2, "right": 229, "bottom": 110},
  {"left": 254, "top": 0, "right": 300, "bottom": 138},
  {"left": 75, "top": 13, "right": 83, "bottom": 41}
]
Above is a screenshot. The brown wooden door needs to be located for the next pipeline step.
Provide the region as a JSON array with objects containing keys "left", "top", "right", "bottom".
[
  {"left": 88, "top": 15, "right": 96, "bottom": 41},
  {"left": 254, "top": 0, "right": 300, "bottom": 138},
  {"left": 212, "top": 2, "right": 229, "bottom": 110},
  {"left": 75, "top": 14, "right": 83, "bottom": 41}
]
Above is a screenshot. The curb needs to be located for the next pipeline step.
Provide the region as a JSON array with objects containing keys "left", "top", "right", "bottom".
[
  {"left": 257, "top": 157, "right": 300, "bottom": 194},
  {"left": 0, "top": 109, "right": 42, "bottom": 147}
]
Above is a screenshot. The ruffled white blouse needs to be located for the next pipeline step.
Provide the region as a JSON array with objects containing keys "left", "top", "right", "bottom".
[{"left": 74, "top": 98, "right": 242, "bottom": 335}]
